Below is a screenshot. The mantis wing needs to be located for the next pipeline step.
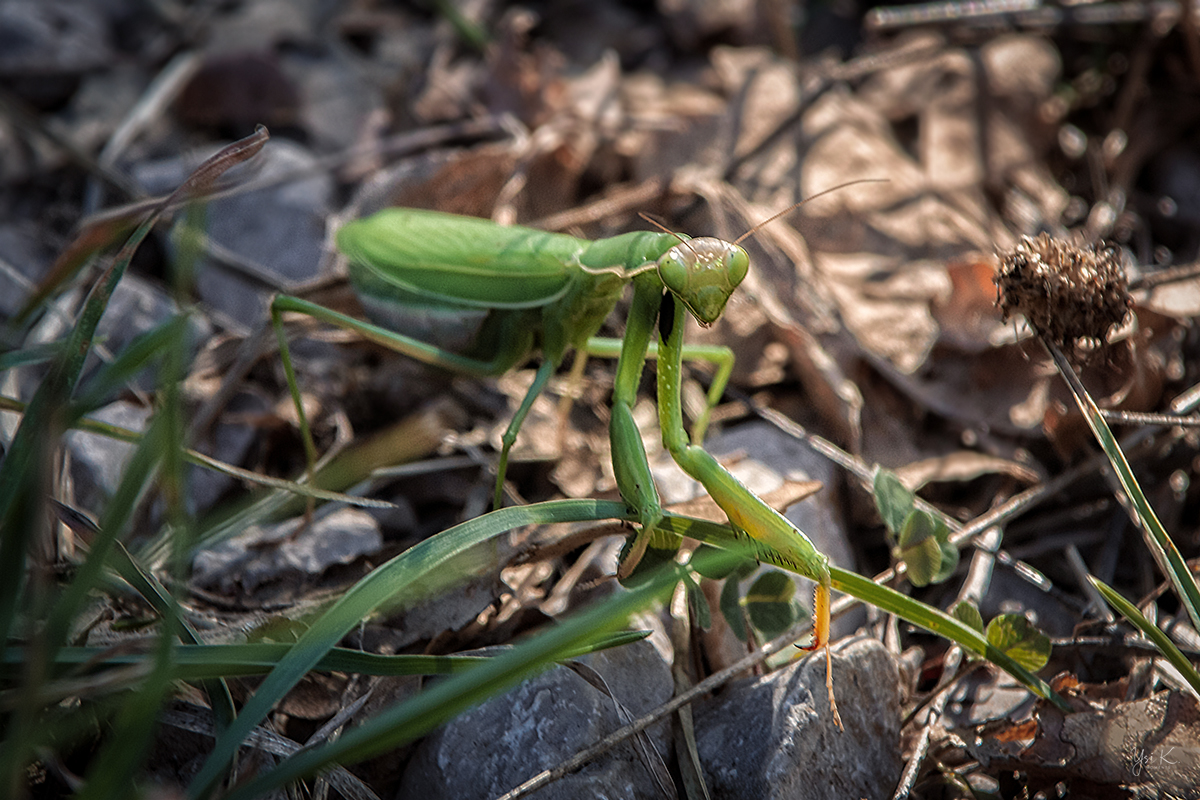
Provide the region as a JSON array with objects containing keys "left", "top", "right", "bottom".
[{"left": 338, "top": 209, "right": 588, "bottom": 310}]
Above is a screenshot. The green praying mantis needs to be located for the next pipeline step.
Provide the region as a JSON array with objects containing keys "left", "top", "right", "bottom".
[{"left": 271, "top": 182, "right": 876, "bottom": 727}]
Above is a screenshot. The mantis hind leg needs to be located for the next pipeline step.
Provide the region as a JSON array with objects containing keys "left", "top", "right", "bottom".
[
  {"left": 270, "top": 294, "right": 531, "bottom": 496},
  {"left": 585, "top": 336, "right": 733, "bottom": 443},
  {"left": 493, "top": 358, "right": 559, "bottom": 509}
]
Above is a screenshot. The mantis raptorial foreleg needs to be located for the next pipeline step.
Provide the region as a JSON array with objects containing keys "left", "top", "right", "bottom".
[
  {"left": 610, "top": 274, "right": 842, "bottom": 728},
  {"left": 609, "top": 273, "right": 673, "bottom": 574},
  {"left": 658, "top": 290, "right": 840, "bottom": 727}
]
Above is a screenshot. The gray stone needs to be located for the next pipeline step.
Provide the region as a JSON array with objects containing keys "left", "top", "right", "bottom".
[
  {"left": 0, "top": 223, "right": 55, "bottom": 319},
  {"left": 133, "top": 139, "right": 333, "bottom": 326},
  {"left": 399, "top": 638, "right": 674, "bottom": 800},
  {"left": 0, "top": 1, "right": 110, "bottom": 76},
  {"left": 186, "top": 390, "right": 266, "bottom": 516},
  {"left": 191, "top": 506, "right": 382, "bottom": 593},
  {"left": 65, "top": 399, "right": 152, "bottom": 510},
  {"left": 88, "top": 272, "right": 212, "bottom": 397},
  {"left": 694, "top": 637, "right": 903, "bottom": 800}
]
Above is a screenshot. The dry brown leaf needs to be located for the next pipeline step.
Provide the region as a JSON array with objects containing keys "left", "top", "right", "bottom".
[
  {"left": 891, "top": 451, "right": 1040, "bottom": 492},
  {"left": 975, "top": 692, "right": 1200, "bottom": 794},
  {"left": 665, "top": 479, "right": 822, "bottom": 524},
  {"left": 934, "top": 253, "right": 1008, "bottom": 354}
]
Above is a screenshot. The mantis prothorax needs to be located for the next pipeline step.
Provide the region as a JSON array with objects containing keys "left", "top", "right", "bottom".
[{"left": 272, "top": 182, "right": 877, "bottom": 727}]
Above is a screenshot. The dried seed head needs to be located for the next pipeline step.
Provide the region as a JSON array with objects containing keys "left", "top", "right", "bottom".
[{"left": 994, "top": 233, "right": 1132, "bottom": 350}]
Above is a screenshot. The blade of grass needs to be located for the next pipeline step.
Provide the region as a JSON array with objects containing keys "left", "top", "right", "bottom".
[
  {"left": 188, "top": 497, "right": 632, "bottom": 798},
  {"left": 0, "top": 129, "right": 268, "bottom": 794},
  {"left": 0, "top": 127, "right": 269, "bottom": 659},
  {"left": 0, "top": 342, "right": 62, "bottom": 372},
  {"left": 2, "top": 632, "right": 651, "bottom": 688},
  {"left": 74, "top": 600, "right": 181, "bottom": 799},
  {"left": 43, "top": 414, "right": 166, "bottom": 651},
  {"left": 830, "top": 565, "right": 1066, "bottom": 709},
  {"left": 1046, "top": 343, "right": 1200, "bottom": 634},
  {"left": 661, "top": 514, "right": 1069, "bottom": 710},
  {"left": 215, "top": 548, "right": 738, "bottom": 800},
  {"left": 0, "top": 394, "right": 397, "bottom": 508},
  {"left": 0, "top": 405, "right": 170, "bottom": 790},
  {"left": 108, "top": 540, "right": 239, "bottom": 730},
  {"left": 21, "top": 317, "right": 185, "bottom": 784},
  {"left": 215, "top": 527, "right": 1070, "bottom": 800},
  {"left": 188, "top": 500, "right": 1069, "bottom": 798},
  {"left": 188, "top": 490, "right": 1073, "bottom": 797},
  {"left": 71, "top": 315, "right": 190, "bottom": 412},
  {"left": 1089, "top": 576, "right": 1200, "bottom": 698}
]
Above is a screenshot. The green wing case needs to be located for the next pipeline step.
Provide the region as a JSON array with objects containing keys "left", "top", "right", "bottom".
[{"left": 338, "top": 209, "right": 588, "bottom": 309}]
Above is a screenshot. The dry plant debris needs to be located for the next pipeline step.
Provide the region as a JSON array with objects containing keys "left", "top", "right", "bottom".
[{"left": 994, "top": 232, "right": 1133, "bottom": 350}]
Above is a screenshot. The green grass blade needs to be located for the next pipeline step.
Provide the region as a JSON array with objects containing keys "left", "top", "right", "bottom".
[
  {"left": 188, "top": 498, "right": 630, "bottom": 798},
  {"left": 108, "top": 540, "right": 240, "bottom": 730},
  {"left": 215, "top": 549, "right": 738, "bottom": 800},
  {"left": 1048, "top": 345, "right": 1200, "bottom": 634},
  {"left": 139, "top": 404, "right": 454, "bottom": 568},
  {"left": 1, "top": 393, "right": 169, "bottom": 788},
  {"left": 42, "top": 416, "right": 166, "bottom": 652},
  {"left": 178, "top": 500, "right": 1070, "bottom": 798},
  {"left": 661, "top": 514, "right": 1070, "bottom": 710},
  {"left": 831, "top": 567, "right": 1067, "bottom": 709},
  {"left": 1089, "top": 577, "right": 1200, "bottom": 698},
  {"left": 0, "top": 394, "right": 386, "bottom": 508},
  {"left": 0, "top": 130, "right": 267, "bottom": 792},
  {"left": 74, "top": 603, "right": 181, "bottom": 799},
  {"left": 0, "top": 342, "right": 61, "bottom": 372},
  {"left": 72, "top": 316, "right": 190, "bottom": 412},
  {"left": 0, "top": 128, "right": 268, "bottom": 662},
  {"left": 6, "top": 633, "right": 649, "bottom": 686}
]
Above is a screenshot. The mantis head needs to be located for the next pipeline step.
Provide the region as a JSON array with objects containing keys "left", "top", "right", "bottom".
[
  {"left": 651, "top": 178, "right": 887, "bottom": 326},
  {"left": 656, "top": 238, "right": 750, "bottom": 326}
]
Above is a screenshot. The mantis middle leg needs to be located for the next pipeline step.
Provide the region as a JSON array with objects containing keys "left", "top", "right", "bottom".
[{"left": 584, "top": 337, "right": 734, "bottom": 443}]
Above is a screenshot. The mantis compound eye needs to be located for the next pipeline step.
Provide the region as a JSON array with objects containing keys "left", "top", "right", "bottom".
[
  {"left": 724, "top": 245, "right": 750, "bottom": 289},
  {"left": 656, "top": 248, "right": 689, "bottom": 293}
]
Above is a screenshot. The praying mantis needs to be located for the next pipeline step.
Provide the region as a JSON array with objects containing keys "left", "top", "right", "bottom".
[{"left": 271, "top": 183, "right": 874, "bottom": 727}]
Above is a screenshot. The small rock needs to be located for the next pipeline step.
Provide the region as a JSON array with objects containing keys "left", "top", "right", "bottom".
[
  {"left": 191, "top": 506, "right": 382, "bottom": 594},
  {"left": 132, "top": 138, "right": 333, "bottom": 326},
  {"left": 0, "top": 0, "right": 111, "bottom": 108},
  {"left": 65, "top": 399, "right": 152, "bottom": 511},
  {"left": 0, "top": 223, "right": 55, "bottom": 318},
  {"left": 399, "top": 638, "right": 673, "bottom": 800},
  {"left": 186, "top": 390, "right": 267, "bottom": 516},
  {"left": 88, "top": 272, "right": 212, "bottom": 396},
  {"left": 694, "top": 637, "right": 903, "bottom": 800}
]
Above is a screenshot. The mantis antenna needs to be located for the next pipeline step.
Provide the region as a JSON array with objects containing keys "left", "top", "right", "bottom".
[{"left": 732, "top": 178, "right": 889, "bottom": 245}]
